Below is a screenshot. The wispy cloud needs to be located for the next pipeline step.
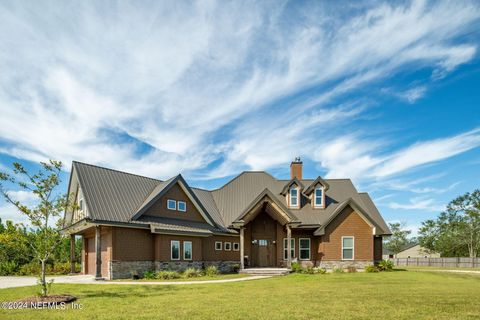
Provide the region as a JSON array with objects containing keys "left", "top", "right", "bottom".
[
  {"left": 388, "top": 197, "right": 445, "bottom": 212},
  {"left": 0, "top": 0, "right": 478, "bottom": 182}
]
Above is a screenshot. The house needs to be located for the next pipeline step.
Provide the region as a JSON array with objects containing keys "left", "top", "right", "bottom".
[
  {"left": 62, "top": 158, "right": 391, "bottom": 279},
  {"left": 394, "top": 244, "right": 440, "bottom": 259}
]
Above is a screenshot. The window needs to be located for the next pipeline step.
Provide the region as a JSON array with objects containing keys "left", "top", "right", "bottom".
[
  {"left": 178, "top": 201, "right": 186, "bottom": 212},
  {"left": 224, "top": 242, "right": 232, "bottom": 251},
  {"left": 289, "top": 188, "right": 298, "bottom": 207},
  {"left": 314, "top": 187, "right": 323, "bottom": 207},
  {"left": 258, "top": 240, "right": 268, "bottom": 246},
  {"left": 183, "top": 241, "right": 192, "bottom": 260},
  {"left": 342, "top": 236, "right": 354, "bottom": 260},
  {"left": 299, "top": 238, "right": 311, "bottom": 260},
  {"left": 167, "top": 199, "right": 176, "bottom": 210},
  {"left": 171, "top": 240, "right": 180, "bottom": 260},
  {"left": 79, "top": 198, "right": 84, "bottom": 211},
  {"left": 283, "top": 238, "right": 295, "bottom": 260},
  {"left": 215, "top": 241, "right": 222, "bottom": 251},
  {"left": 233, "top": 243, "right": 239, "bottom": 251}
]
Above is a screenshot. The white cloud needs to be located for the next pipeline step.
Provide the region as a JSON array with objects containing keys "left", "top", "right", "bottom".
[
  {"left": 401, "top": 86, "right": 427, "bottom": 103},
  {"left": 0, "top": 1, "right": 478, "bottom": 181},
  {"left": 388, "top": 197, "right": 445, "bottom": 212}
]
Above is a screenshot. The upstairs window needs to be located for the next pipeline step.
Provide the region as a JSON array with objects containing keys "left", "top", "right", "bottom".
[
  {"left": 79, "top": 198, "right": 84, "bottom": 211},
  {"left": 314, "top": 187, "right": 323, "bottom": 207},
  {"left": 178, "top": 201, "right": 186, "bottom": 212},
  {"left": 167, "top": 199, "right": 176, "bottom": 210},
  {"left": 289, "top": 187, "right": 298, "bottom": 207}
]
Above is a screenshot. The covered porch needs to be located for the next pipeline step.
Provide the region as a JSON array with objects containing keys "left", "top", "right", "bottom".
[{"left": 231, "top": 189, "right": 300, "bottom": 270}]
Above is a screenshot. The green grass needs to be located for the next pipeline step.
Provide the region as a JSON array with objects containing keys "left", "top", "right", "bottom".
[
  {"left": 112, "top": 273, "right": 248, "bottom": 282},
  {"left": 1, "top": 271, "right": 480, "bottom": 319},
  {"left": 407, "top": 266, "right": 480, "bottom": 271}
]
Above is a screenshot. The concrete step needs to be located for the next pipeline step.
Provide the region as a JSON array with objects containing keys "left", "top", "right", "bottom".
[{"left": 240, "top": 268, "right": 290, "bottom": 276}]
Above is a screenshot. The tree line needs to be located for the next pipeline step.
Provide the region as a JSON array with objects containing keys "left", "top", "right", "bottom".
[{"left": 385, "top": 189, "right": 480, "bottom": 258}]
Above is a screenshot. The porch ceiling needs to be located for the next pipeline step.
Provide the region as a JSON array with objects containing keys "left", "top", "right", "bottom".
[{"left": 239, "top": 197, "right": 291, "bottom": 226}]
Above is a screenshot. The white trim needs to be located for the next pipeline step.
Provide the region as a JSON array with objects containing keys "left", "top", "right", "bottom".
[
  {"left": 233, "top": 242, "right": 239, "bottom": 251},
  {"left": 299, "top": 238, "right": 311, "bottom": 260},
  {"left": 313, "top": 186, "right": 324, "bottom": 208},
  {"left": 224, "top": 242, "right": 232, "bottom": 251},
  {"left": 289, "top": 187, "right": 299, "bottom": 208},
  {"left": 171, "top": 240, "right": 180, "bottom": 260},
  {"left": 215, "top": 241, "right": 222, "bottom": 251},
  {"left": 167, "top": 199, "right": 176, "bottom": 210},
  {"left": 341, "top": 236, "right": 354, "bottom": 260},
  {"left": 178, "top": 201, "right": 187, "bottom": 212},
  {"left": 283, "top": 238, "right": 295, "bottom": 260},
  {"left": 183, "top": 241, "right": 192, "bottom": 260}
]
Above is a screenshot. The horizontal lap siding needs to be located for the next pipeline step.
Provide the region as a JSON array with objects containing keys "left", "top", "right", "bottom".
[
  {"left": 319, "top": 206, "right": 373, "bottom": 261},
  {"left": 145, "top": 183, "right": 206, "bottom": 222},
  {"left": 154, "top": 234, "right": 203, "bottom": 261},
  {"left": 113, "top": 227, "right": 154, "bottom": 261},
  {"left": 203, "top": 235, "right": 240, "bottom": 261}
]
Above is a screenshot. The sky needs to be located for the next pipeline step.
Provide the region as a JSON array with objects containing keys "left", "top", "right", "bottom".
[{"left": 0, "top": 0, "right": 479, "bottom": 236}]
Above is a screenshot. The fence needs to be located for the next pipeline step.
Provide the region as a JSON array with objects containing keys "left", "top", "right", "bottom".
[{"left": 392, "top": 257, "right": 480, "bottom": 268}]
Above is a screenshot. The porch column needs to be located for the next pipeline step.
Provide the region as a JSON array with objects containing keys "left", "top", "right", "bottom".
[
  {"left": 240, "top": 227, "right": 245, "bottom": 270},
  {"left": 287, "top": 225, "right": 292, "bottom": 269},
  {"left": 70, "top": 234, "right": 76, "bottom": 274},
  {"left": 95, "top": 226, "right": 103, "bottom": 280}
]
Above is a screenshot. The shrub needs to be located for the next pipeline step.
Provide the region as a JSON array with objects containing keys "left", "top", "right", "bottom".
[
  {"left": 205, "top": 265, "right": 219, "bottom": 276},
  {"left": 0, "top": 261, "right": 18, "bottom": 275},
  {"left": 231, "top": 264, "right": 240, "bottom": 273},
  {"left": 291, "top": 262, "right": 302, "bottom": 273},
  {"left": 313, "top": 267, "right": 327, "bottom": 274},
  {"left": 156, "top": 270, "right": 181, "bottom": 280},
  {"left": 51, "top": 262, "right": 80, "bottom": 275},
  {"left": 17, "top": 261, "right": 41, "bottom": 275},
  {"left": 143, "top": 270, "right": 156, "bottom": 279},
  {"left": 183, "top": 268, "right": 201, "bottom": 278},
  {"left": 332, "top": 267, "right": 344, "bottom": 274},
  {"left": 365, "top": 265, "right": 379, "bottom": 273},
  {"left": 302, "top": 266, "right": 315, "bottom": 274},
  {"left": 346, "top": 266, "right": 357, "bottom": 273},
  {"left": 378, "top": 260, "right": 394, "bottom": 272}
]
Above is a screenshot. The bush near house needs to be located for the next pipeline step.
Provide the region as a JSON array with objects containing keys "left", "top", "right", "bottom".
[{"left": 378, "top": 259, "right": 394, "bottom": 271}]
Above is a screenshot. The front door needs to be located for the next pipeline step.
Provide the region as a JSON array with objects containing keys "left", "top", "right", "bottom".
[{"left": 251, "top": 211, "right": 277, "bottom": 267}]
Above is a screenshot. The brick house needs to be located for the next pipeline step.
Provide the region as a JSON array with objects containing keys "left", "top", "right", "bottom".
[{"left": 63, "top": 159, "right": 390, "bottom": 279}]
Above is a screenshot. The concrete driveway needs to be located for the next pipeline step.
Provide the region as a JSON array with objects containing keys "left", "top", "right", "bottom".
[
  {"left": 0, "top": 274, "right": 269, "bottom": 289},
  {"left": 0, "top": 275, "right": 96, "bottom": 289}
]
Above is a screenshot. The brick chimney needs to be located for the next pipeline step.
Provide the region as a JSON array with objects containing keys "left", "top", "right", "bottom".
[{"left": 290, "top": 157, "right": 303, "bottom": 180}]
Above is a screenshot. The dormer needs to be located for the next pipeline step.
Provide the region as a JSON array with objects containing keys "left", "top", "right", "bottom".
[
  {"left": 304, "top": 176, "right": 330, "bottom": 209},
  {"left": 281, "top": 177, "right": 304, "bottom": 209}
]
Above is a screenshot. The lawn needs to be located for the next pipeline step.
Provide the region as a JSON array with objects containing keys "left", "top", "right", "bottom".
[
  {"left": 112, "top": 273, "right": 249, "bottom": 282},
  {"left": 1, "top": 270, "right": 479, "bottom": 320}
]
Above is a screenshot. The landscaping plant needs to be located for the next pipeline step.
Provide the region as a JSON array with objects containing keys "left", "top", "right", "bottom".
[{"left": 205, "top": 265, "right": 219, "bottom": 276}]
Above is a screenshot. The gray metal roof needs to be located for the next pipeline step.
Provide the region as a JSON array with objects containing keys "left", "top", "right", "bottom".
[{"left": 71, "top": 162, "right": 390, "bottom": 235}]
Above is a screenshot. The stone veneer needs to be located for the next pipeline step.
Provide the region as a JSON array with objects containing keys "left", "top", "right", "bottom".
[
  {"left": 317, "top": 260, "right": 373, "bottom": 270},
  {"left": 109, "top": 260, "right": 240, "bottom": 279}
]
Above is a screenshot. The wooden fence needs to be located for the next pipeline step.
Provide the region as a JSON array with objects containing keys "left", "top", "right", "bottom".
[{"left": 391, "top": 257, "right": 480, "bottom": 268}]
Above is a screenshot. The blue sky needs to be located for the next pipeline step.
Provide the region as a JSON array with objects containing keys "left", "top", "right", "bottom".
[{"left": 0, "top": 1, "right": 479, "bottom": 235}]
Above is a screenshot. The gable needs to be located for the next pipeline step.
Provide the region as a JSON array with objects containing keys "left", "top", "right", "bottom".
[
  {"left": 323, "top": 206, "right": 373, "bottom": 236},
  {"left": 141, "top": 182, "right": 207, "bottom": 223}
]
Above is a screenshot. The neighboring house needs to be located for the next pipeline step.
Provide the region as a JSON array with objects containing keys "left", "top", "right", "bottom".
[
  {"left": 62, "top": 158, "right": 391, "bottom": 279},
  {"left": 394, "top": 244, "right": 440, "bottom": 259}
]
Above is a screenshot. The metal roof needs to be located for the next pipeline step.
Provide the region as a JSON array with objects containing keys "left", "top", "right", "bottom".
[{"left": 71, "top": 162, "right": 391, "bottom": 235}]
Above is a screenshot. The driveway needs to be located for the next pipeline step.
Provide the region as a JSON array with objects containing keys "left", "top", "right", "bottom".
[
  {"left": 0, "top": 275, "right": 270, "bottom": 289},
  {"left": 0, "top": 275, "right": 96, "bottom": 289}
]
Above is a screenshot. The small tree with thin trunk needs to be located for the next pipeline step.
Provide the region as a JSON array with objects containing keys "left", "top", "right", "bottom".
[
  {"left": 384, "top": 222, "right": 412, "bottom": 256},
  {"left": 0, "top": 160, "right": 71, "bottom": 296}
]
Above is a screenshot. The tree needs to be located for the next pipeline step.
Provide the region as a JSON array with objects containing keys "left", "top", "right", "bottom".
[
  {"left": 0, "top": 160, "right": 71, "bottom": 296},
  {"left": 384, "top": 222, "right": 412, "bottom": 255},
  {"left": 419, "top": 190, "right": 480, "bottom": 257}
]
